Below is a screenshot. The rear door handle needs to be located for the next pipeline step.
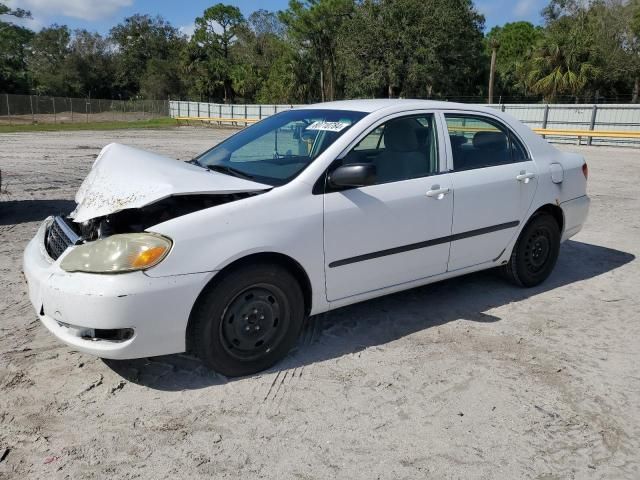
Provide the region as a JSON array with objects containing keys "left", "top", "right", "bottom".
[
  {"left": 516, "top": 171, "right": 536, "bottom": 184},
  {"left": 426, "top": 185, "right": 450, "bottom": 199}
]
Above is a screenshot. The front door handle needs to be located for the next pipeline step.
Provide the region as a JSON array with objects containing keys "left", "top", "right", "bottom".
[
  {"left": 516, "top": 171, "right": 536, "bottom": 184},
  {"left": 426, "top": 185, "right": 450, "bottom": 199}
]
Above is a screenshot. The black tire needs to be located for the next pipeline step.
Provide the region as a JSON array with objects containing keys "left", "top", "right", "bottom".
[
  {"left": 502, "top": 213, "right": 561, "bottom": 288},
  {"left": 188, "top": 263, "right": 305, "bottom": 377}
]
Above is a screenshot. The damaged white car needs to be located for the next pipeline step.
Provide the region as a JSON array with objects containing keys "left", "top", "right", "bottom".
[{"left": 23, "top": 100, "right": 590, "bottom": 376}]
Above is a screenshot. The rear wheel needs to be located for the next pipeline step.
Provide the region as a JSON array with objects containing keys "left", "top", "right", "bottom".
[
  {"left": 188, "top": 263, "right": 305, "bottom": 376},
  {"left": 502, "top": 213, "right": 561, "bottom": 287}
]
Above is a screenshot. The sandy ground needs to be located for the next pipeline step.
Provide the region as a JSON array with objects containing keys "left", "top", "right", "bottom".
[{"left": 0, "top": 128, "right": 638, "bottom": 479}]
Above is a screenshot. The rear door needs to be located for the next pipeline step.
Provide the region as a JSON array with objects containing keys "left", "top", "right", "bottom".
[{"left": 444, "top": 114, "right": 538, "bottom": 271}]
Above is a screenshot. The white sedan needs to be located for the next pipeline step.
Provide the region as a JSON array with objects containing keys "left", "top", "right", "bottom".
[{"left": 23, "top": 100, "right": 590, "bottom": 376}]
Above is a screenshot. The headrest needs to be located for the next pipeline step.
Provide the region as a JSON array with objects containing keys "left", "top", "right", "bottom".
[
  {"left": 384, "top": 119, "right": 419, "bottom": 152},
  {"left": 415, "top": 126, "right": 431, "bottom": 146},
  {"left": 449, "top": 135, "right": 467, "bottom": 149},
  {"left": 473, "top": 131, "right": 507, "bottom": 151}
]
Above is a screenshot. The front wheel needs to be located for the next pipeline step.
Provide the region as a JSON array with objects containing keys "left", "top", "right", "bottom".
[
  {"left": 188, "top": 263, "right": 305, "bottom": 376},
  {"left": 502, "top": 213, "right": 561, "bottom": 287}
]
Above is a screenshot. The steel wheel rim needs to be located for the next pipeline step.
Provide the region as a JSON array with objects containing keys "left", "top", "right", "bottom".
[
  {"left": 219, "top": 284, "right": 289, "bottom": 361},
  {"left": 524, "top": 227, "right": 551, "bottom": 274}
]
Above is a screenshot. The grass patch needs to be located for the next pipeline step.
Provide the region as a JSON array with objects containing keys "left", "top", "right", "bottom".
[{"left": 0, "top": 117, "right": 178, "bottom": 133}]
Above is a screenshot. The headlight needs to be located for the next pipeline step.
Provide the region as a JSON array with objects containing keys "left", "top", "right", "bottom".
[{"left": 60, "top": 233, "right": 172, "bottom": 273}]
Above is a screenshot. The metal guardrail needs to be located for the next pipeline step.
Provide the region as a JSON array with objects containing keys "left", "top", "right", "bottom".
[
  {"left": 175, "top": 116, "right": 258, "bottom": 126},
  {"left": 175, "top": 115, "right": 640, "bottom": 143},
  {"left": 170, "top": 101, "right": 300, "bottom": 122},
  {"left": 170, "top": 101, "right": 640, "bottom": 147}
]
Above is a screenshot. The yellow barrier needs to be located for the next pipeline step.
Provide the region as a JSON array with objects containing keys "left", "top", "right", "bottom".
[
  {"left": 176, "top": 116, "right": 258, "bottom": 126},
  {"left": 448, "top": 125, "right": 640, "bottom": 139},
  {"left": 532, "top": 128, "right": 640, "bottom": 139}
]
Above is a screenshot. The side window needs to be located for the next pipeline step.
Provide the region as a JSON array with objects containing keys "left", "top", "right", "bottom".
[
  {"left": 510, "top": 134, "right": 528, "bottom": 162},
  {"left": 445, "top": 115, "right": 527, "bottom": 171},
  {"left": 342, "top": 114, "right": 438, "bottom": 184},
  {"left": 353, "top": 125, "right": 384, "bottom": 151}
]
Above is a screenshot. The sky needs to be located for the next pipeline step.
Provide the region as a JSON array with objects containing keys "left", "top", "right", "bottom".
[{"left": 3, "top": 0, "right": 548, "bottom": 34}]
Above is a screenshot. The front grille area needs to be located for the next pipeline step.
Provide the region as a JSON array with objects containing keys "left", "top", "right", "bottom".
[{"left": 45, "top": 216, "right": 79, "bottom": 260}]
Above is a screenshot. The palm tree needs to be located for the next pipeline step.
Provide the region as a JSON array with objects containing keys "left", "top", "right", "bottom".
[
  {"left": 525, "top": 40, "right": 598, "bottom": 102},
  {"left": 487, "top": 37, "right": 500, "bottom": 104}
]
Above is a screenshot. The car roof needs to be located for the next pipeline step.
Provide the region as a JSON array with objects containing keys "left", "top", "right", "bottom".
[
  {"left": 298, "top": 99, "right": 494, "bottom": 114},
  {"left": 297, "top": 99, "right": 559, "bottom": 157}
]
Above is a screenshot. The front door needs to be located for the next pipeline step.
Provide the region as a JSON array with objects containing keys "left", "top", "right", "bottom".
[{"left": 323, "top": 113, "right": 454, "bottom": 301}]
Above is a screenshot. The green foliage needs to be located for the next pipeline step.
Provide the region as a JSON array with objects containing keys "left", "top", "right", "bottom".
[
  {"left": 0, "top": 1, "right": 30, "bottom": 19},
  {"left": 187, "top": 3, "right": 245, "bottom": 102},
  {"left": 517, "top": 0, "right": 638, "bottom": 102},
  {"left": 280, "top": 0, "right": 354, "bottom": 101},
  {"left": 1, "top": 1, "right": 33, "bottom": 92},
  {"left": 525, "top": 39, "right": 598, "bottom": 101},
  {"left": 235, "top": 10, "right": 308, "bottom": 103},
  {"left": 620, "top": 0, "right": 640, "bottom": 100},
  {"left": 486, "top": 22, "right": 543, "bottom": 96},
  {"left": 256, "top": 47, "right": 314, "bottom": 103},
  {"left": 0, "top": 23, "right": 33, "bottom": 93},
  {"left": 339, "top": 0, "right": 485, "bottom": 99},
  {"left": 1, "top": 0, "right": 640, "bottom": 103},
  {"left": 110, "top": 14, "right": 186, "bottom": 99},
  {"left": 27, "top": 25, "right": 73, "bottom": 95},
  {"left": 66, "top": 30, "right": 114, "bottom": 98},
  {"left": 633, "top": 1, "right": 640, "bottom": 38}
]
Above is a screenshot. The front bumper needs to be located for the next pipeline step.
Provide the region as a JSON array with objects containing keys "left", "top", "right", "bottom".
[
  {"left": 23, "top": 218, "right": 213, "bottom": 359},
  {"left": 560, "top": 195, "right": 590, "bottom": 242}
]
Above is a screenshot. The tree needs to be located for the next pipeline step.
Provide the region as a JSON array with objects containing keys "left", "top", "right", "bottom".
[
  {"left": 525, "top": 38, "right": 597, "bottom": 102},
  {"left": 188, "top": 3, "right": 245, "bottom": 103},
  {"left": 625, "top": 0, "right": 640, "bottom": 102},
  {"left": 487, "top": 37, "right": 499, "bottom": 103},
  {"left": 339, "top": 0, "right": 485, "bottom": 100},
  {"left": 0, "top": 2, "right": 33, "bottom": 93},
  {"left": 229, "top": 10, "right": 284, "bottom": 101},
  {"left": 110, "top": 15, "right": 186, "bottom": 98},
  {"left": 485, "top": 22, "right": 543, "bottom": 98},
  {"left": 523, "top": 0, "right": 637, "bottom": 102},
  {"left": 280, "top": 0, "right": 354, "bottom": 102},
  {"left": 66, "top": 30, "right": 115, "bottom": 98},
  {"left": 27, "top": 25, "right": 74, "bottom": 95},
  {"left": 0, "top": 1, "right": 30, "bottom": 20},
  {"left": 256, "top": 43, "right": 315, "bottom": 103}
]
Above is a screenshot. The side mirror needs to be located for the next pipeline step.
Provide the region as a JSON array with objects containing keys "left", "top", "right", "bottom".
[{"left": 328, "top": 163, "right": 376, "bottom": 188}]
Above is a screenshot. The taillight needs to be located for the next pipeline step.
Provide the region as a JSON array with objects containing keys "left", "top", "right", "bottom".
[{"left": 582, "top": 162, "right": 588, "bottom": 180}]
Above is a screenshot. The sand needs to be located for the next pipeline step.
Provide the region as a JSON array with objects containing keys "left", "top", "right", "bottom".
[{"left": 1, "top": 128, "right": 638, "bottom": 479}]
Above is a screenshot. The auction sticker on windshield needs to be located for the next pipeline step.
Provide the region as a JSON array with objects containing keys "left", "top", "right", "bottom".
[{"left": 306, "top": 121, "right": 350, "bottom": 132}]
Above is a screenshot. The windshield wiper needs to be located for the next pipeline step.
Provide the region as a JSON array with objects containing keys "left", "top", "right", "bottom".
[{"left": 206, "top": 164, "right": 255, "bottom": 181}]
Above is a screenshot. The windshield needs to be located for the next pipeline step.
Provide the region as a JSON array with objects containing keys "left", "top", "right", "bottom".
[{"left": 194, "top": 109, "right": 367, "bottom": 186}]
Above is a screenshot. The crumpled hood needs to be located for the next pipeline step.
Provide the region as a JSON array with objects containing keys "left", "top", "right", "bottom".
[{"left": 70, "top": 143, "right": 270, "bottom": 223}]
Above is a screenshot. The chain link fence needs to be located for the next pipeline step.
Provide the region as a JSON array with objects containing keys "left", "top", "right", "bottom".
[{"left": 0, "top": 94, "right": 169, "bottom": 125}]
